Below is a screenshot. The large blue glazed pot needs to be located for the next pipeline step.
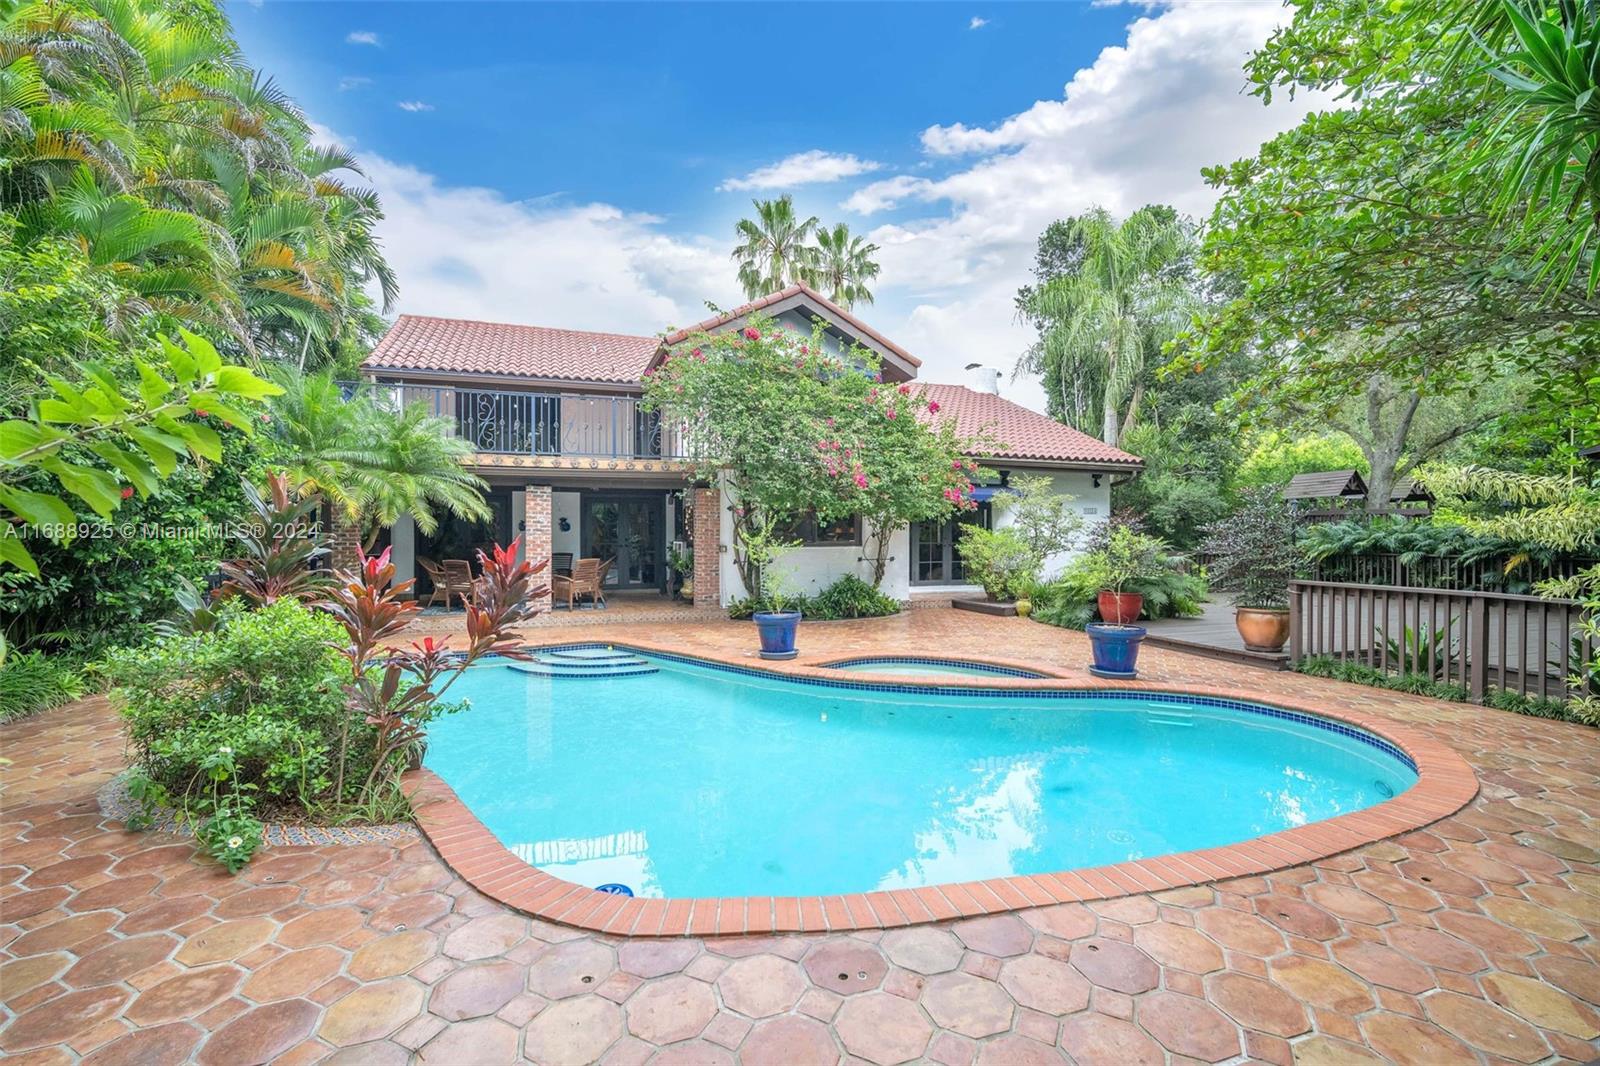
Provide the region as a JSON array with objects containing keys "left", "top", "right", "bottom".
[
  {"left": 1085, "top": 622, "right": 1147, "bottom": 679},
  {"left": 752, "top": 610, "right": 801, "bottom": 660}
]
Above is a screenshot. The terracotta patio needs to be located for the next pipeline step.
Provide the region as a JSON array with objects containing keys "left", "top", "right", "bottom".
[{"left": 3, "top": 610, "right": 1599, "bottom": 1065}]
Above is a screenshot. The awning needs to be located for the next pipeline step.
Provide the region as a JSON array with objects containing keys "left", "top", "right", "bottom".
[{"left": 968, "top": 485, "right": 1015, "bottom": 502}]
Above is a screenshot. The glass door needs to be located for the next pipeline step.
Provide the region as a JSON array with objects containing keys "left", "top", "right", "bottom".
[{"left": 582, "top": 495, "right": 664, "bottom": 589}]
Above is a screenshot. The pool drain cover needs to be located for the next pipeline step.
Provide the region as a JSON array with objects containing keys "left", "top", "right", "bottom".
[
  {"left": 1374, "top": 780, "right": 1394, "bottom": 798},
  {"left": 597, "top": 883, "right": 634, "bottom": 896}
]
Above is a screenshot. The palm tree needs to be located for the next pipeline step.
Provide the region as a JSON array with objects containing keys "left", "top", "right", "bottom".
[
  {"left": 1019, "top": 206, "right": 1198, "bottom": 448},
  {"left": 811, "top": 222, "right": 879, "bottom": 309},
  {"left": 266, "top": 369, "right": 491, "bottom": 550},
  {"left": 731, "top": 195, "right": 818, "bottom": 300}
]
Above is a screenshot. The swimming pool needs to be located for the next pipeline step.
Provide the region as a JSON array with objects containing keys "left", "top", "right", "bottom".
[
  {"left": 426, "top": 647, "right": 1418, "bottom": 899},
  {"left": 823, "top": 656, "right": 1047, "bottom": 679}
]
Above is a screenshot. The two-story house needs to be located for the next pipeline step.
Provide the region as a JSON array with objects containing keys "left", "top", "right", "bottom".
[{"left": 356, "top": 284, "right": 1142, "bottom": 609}]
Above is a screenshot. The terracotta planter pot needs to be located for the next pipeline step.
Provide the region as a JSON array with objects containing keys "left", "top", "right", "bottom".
[
  {"left": 1235, "top": 606, "right": 1290, "bottom": 652},
  {"left": 1097, "top": 590, "right": 1144, "bottom": 624}
]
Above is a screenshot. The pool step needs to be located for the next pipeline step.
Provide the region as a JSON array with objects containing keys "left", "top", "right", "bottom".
[
  {"left": 509, "top": 659, "right": 659, "bottom": 679},
  {"left": 541, "top": 648, "right": 646, "bottom": 664}
]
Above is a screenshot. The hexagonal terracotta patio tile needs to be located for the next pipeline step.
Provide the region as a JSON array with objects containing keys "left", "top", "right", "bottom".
[
  {"left": 318, "top": 979, "right": 426, "bottom": 1046},
  {"left": 1059, "top": 1013, "right": 1163, "bottom": 1066},
  {"left": 739, "top": 1014, "right": 841, "bottom": 1066},
  {"left": 625, "top": 975, "right": 716, "bottom": 1044},
  {"left": 1482, "top": 971, "right": 1600, "bottom": 1039},
  {"left": 523, "top": 996, "right": 622, "bottom": 1064},
  {"left": 952, "top": 914, "right": 1033, "bottom": 957},
  {"left": 881, "top": 926, "right": 964, "bottom": 975},
  {"left": 1423, "top": 991, "right": 1550, "bottom": 1063},
  {"left": 1131, "top": 922, "right": 1223, "bottom": 973},
  {"left": 1068, "top": 938, "right": 1158, "bottom": 994},
  {"left": 998, "top": 954, "right": 1089, "bottom": 1016},
  {"left": 430, "top": 961, "right": 526, "bottom": 1021},
  {"left": 174, "top": 917, "right": 275, "bottom": 967},
  {"left": 441, "top": 914, "right": 527, "bottom": 961},
  {"left": 61, "top": 932, "right": 176, "bottom": 987},
  {"left": 1206, "top": 972, "right": 1309, "bottom": 1037},
  {"left": 195, "top": 998, "right": 320, "bottom": 1066},
  {"left": 802, "top": 940, "right": 887, "bottom": 995},
  {"left": 78, "top": 1023, "right": 203, "bottom": 1066},
  {"left": 0, "top": 986, "right": 131, "bottom": 1052},
  {"left": 348, "top": 930, "right": 437, "bottom": 981},
  {"left": 617, "top": 939, "right": 698, "bottom": 980},
  {"left": 125, "top": 965, "right": 244, "bottom": 1026},
  {"left": 1266, "top": 955, "right": 1374, "bottom": 1014},
  {"left": 240, "top": 946, "right": 344, "bottom": 1002},
  {"left": 527, "top": 938, "right": 615, "bottom": 1000},
  {"left": 834, "top": 990, "right": 932, "bottom": 1065},
  {"left": 1136, "top": 991, "right": 1240, "bottom": 1062},
  {"left": 717, "top": 954, "right": 806, "bottom": 1018},
  {"left": 921, "top": 971, "right": 1014, "bottom": 1038},
  {"left": 417, "top": 1016, "right": 520, "bottom": 1064},
  {"left": 1360, "top": 1012, "right": 1473, "bottom": 1063}
]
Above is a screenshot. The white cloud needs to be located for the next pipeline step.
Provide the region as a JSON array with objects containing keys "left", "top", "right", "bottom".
[
  {"left": 969, "top": 16, "right": 989, "bottom": 29},
  {"left": 338, "top": 76, "right": 372, "bottom": 92},
  {"left": 346, "top": 30, "right": 380, "bottom": 46},
  {"left": 397, "top": 101, "right": 435, "bottom": 113},
  {"left": 718, "top": 150, "right": 882, "bottom": 192},
  {"left": 313, "top": 126, "right": 736, "bottom": 339},
  {"left": 841, "top": 0, "right": 1323, "bottom": 411}
]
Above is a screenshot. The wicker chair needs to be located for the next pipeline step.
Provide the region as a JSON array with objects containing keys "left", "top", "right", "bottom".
[
  {"left": 553, "top": 557, "right": 601, "bottom": 610},
  {"left": 552, "top": 551, "right": 574, "bottom": 576},
  {"left": 439, "top": 559, "right": 476, "bottom": 608},
  {"left": 416, "top": 556, "right": 452, "bottom": 608}
]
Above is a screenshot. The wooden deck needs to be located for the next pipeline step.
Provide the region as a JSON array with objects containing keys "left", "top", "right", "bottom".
[{"left": 1140, "top": 596, "right": 1291, "bottom": 670}]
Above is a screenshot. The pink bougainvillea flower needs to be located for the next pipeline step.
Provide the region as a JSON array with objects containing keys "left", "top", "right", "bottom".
[
  {"left": 800, "top": 344, "right": 809, "bottom": 354},
  {"left": 868, "top": 388, "right": 879, "bottom": 401},
  {"left": 952, "top": 459, "right": 963, "bottom": 470},
  {"left": 744, "top": 327, "right": 760, "bottom": 340},
  {"left": 120, "top": 485, "right": 135, "bottom": 500},
  {"left": 825, "top": 416, "right": 836, "bottom": 427},
  {"left": 854, "top": 473, "right": 869, "bottom": 488},
  {"left": 898, "top": 383, "right": 911, "bottom": 395},
  {"left": 691, "top": 347, "right": 702, "bottom": 357},
  {"left": 927, "top": 401, "right": 940, "bottom": 414}
]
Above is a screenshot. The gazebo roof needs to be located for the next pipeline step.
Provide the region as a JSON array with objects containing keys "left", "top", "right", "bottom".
[{"left": 1283, "top": 469, "right": 1368, "bottom": 500}]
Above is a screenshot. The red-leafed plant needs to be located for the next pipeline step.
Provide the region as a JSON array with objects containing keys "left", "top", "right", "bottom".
[
  {"left": 323, "top": 540, "right": 547, "bottom": 804},
  {"left": 219, "top": 472, "right": 335, "bottom": 606}
]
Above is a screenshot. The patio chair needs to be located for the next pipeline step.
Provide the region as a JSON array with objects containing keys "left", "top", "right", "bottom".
[
  {"left": 416, "top": 556, "right": 452, "bottom": 609},
  {"left": 439, "top": 559, "right": 476, "bottom": 608},
  {"left": 552, "top": 551, "right": 573, "bottom": 576},
  {"left": 552, "top": 557, "right": 601, "bottom": 610},
  {"left": 593, "top": 557, "right": 614, "bottom": 608}
]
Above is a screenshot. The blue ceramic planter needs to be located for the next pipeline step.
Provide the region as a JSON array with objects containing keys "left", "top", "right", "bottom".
[
  {"left": 1086, "top": 622, "right": 1146, "bottom": 679},
  {"left": 753, "top": 610, "right": 801, "bottom": 660}
]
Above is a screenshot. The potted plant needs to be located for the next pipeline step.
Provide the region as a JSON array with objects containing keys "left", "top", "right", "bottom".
[
  {"left": 752, "top": 564, "right": 801, "bottom": 660},
  {"left": 1094, "top": 526, "right": 1165, "bottom": 623},
  {"left": 668, "top": 544, "right": 694, "bottom": 601},
  {"left": 1200, "top": 486, "right": 1298, "bottom": 653},
  {"left": 1085, "top": 618, "right": 1147, "bottom": 678}
]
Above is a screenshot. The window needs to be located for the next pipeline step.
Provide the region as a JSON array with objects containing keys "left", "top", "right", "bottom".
[
  {"left": 782, "top": 511, "right": 860, "bottom": 546},
  {"left": 910, "top": 503, "right": 991, "bottom": 584}
]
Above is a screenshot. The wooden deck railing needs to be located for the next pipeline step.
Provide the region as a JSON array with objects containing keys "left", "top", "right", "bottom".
[{"left": 1288, "top": 579, "right": 1592, "bottom": 702}]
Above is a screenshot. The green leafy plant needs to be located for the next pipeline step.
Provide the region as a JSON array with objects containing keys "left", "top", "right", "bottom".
[
  {"left": 957, "top": 527, "right": 1038, "bottom": 602},
  {"left": 809, "top": 575, "right": 900, "bottom": 620},
  {"left": 1377, "top": 621, "right": 1458, "bottom": 681},
  {"left": 1033, "top": 550, "right": 1205, "bottom": 629},
  {"left": 0, "top": 330, "right": 281, "bottom": 575},
  {"left": 1199, "top": 487, "right": 1298, "bottom": 609},
  {"left": 0, "top": 651, "right": 84, "bottom": 723},
  {"left": 1088, "top": 526, "right": 1173, "bottom": 596}
]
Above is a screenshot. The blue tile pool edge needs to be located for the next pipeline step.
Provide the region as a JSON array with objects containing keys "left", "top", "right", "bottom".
[{"left": 818, "top": 655, "right": 1049, "bottom": 679}]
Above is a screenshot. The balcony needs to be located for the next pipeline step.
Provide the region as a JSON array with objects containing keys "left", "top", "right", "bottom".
[{"left": 357, "top": 381, "right": 686, "bottom": 460}]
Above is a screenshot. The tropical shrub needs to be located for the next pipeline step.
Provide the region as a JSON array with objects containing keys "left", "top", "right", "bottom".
[
  {"left": 1199, "top": 487, "right": 1297, "bottom": 609},
  {"left": 809, "top": 575, "right": 900, "bottom": 620},
  {"left": 1032, "top": 551, "right": 1205, "bottom": 630},
  {"left": 0, "top": 651, "right": 85, "bottom": 723},
  {"left": 958, "top": 527, "right": 1038, "bottom": 602},
  {"left": 112, "top": 599, "right": 357, "bottom": 816},
  {"left": 1297, "top": 655, "right": 1593, "bottom": 726},
  {"left": 1087, "top": 527, "right": 1172, "bottom": 595}
]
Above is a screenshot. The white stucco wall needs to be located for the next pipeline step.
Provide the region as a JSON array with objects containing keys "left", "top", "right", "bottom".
[
  {"left": 390, "top": 514, "right": 415, "bottom": 583},
  {"left": 711, "top": 470, "right": 1110, "bottom": 606},
  {"left": 551, "top": 491, "right": 581, "bottom": 558}
]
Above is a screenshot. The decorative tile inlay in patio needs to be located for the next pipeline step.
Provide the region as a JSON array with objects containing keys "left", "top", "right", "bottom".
[{"left": 3, "top": 610, "right": 1598, "bottom": 1065}]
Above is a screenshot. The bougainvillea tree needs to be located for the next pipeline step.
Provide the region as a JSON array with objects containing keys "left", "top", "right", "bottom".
[{"left": 642, "top": 313, "right": 980, "bottom": 592}]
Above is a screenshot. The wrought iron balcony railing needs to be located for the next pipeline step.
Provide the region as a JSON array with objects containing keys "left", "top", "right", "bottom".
[{"left": 352, "top": 381, "right": 686, "bottom": 460}]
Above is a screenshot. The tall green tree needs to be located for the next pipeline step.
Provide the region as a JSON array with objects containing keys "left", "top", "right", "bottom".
[
  {"left": 263, "top": 370, "right": 491, "bottom": 551},
  {"left": 1017, "top": 206, "right": 1200, "bottom": 448},
  {"left": 731, "top": 195, "right": 818, "bottom": 301},
  {"left": 810, "top": 222, "right": 880, "bottom": 309}
]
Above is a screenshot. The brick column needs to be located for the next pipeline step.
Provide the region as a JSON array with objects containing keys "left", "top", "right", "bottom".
[
  {"left": 524, "top": 485, "right": 553, "bottom": 613},
  {"left": 691, "top": 486, "right": 720, "bottom": 607},
  {"left": 327, "top": 508, "right": 363, "bottom": 576}
]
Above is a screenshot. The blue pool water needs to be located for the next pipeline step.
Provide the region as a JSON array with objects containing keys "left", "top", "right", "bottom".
[{"left": 427, "top": 650, "right": 1417, "bottom": 898}]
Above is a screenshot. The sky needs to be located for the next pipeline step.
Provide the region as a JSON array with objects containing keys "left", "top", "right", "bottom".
[{"left": 230, "top": 0, "right": 1319, "bottom": 411}]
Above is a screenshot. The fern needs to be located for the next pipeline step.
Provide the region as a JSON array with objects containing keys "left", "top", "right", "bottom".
[{"left": 0, "top": 652, "right": 84, "bottom": 723}]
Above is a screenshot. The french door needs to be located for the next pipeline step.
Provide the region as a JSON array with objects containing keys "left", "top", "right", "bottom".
[{"left": 581, "top": 495, "right": 665, "bottom": 589}]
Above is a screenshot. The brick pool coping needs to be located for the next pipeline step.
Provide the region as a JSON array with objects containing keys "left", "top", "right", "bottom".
[{"left": 400, "top": 638, "right": 1479, "bottom": 939}]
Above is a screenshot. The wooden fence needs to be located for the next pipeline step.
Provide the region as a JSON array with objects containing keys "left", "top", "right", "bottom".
[
  {"left": 1288, "top": 579, "right": 1592, "bottom": 702},
  {"left": 1307, "top": 553, "right": 1597, "bottom": 593}
]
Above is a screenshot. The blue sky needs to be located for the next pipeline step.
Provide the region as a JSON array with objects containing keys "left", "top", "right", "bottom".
[{"left": 230, "top": 2, "right": 1315, "bottom": 410}]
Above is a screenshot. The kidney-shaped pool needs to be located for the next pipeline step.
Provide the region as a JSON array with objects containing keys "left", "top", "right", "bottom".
[{"left": 425, "top": 647, "right": 1418, "bottom": 899}]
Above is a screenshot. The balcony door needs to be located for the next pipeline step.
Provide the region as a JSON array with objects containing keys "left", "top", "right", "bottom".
[{"left": 581, "top": 494, "right": 665, "bottom": 590}]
